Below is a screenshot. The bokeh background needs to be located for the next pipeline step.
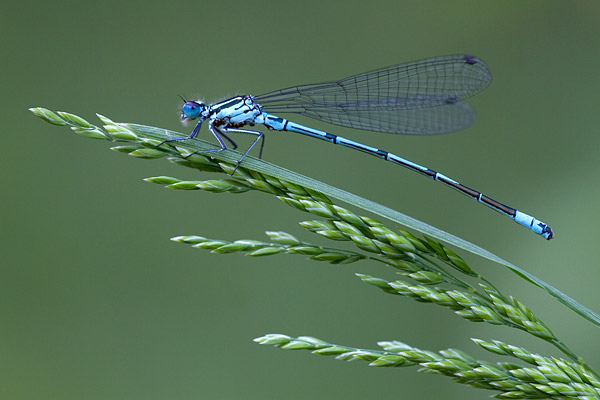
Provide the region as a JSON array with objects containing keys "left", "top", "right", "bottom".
[{"left": 3, "top": 1, "right": 600, "bottom": 399}]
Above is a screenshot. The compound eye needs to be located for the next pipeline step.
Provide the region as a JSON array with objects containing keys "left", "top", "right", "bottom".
[{"left": 181, "top": 101, "right": 204, "bottom": 120}]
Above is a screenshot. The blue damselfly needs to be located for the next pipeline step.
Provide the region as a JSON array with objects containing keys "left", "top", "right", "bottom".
[{"left": 159, "top": 55, "right": 553, "bottom": 239}]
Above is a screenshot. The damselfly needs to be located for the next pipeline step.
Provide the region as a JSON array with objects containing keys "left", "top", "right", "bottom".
[{"left": 159, "top": 55, "right": 553, "bottom": 239}]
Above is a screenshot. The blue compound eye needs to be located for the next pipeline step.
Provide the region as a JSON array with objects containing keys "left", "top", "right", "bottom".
[{"left": 181, "top": 101, "right": 203, "bottom": 119}]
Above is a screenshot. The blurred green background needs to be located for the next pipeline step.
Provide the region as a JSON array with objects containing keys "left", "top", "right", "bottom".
[{"left": 3, "top": 1, "right": 600, "bottom": 398}]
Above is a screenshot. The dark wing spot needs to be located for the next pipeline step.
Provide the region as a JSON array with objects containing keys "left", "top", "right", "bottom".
[{"left": 464, "top": 55, "right": 477, "bottom": 65}]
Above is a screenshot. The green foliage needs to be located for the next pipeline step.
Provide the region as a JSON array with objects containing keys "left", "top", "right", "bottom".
[{"left": 31, "top": 107, "right": 600, "bottom": 399}]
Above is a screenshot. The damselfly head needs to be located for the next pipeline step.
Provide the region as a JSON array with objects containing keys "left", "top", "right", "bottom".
[{"left": 181, "top": 100, "right": 205, "bottom": 122}]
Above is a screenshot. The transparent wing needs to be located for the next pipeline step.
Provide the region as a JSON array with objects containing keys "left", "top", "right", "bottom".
[{"left": 255, "top": 54, "right": 491, "bottom": 135}]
